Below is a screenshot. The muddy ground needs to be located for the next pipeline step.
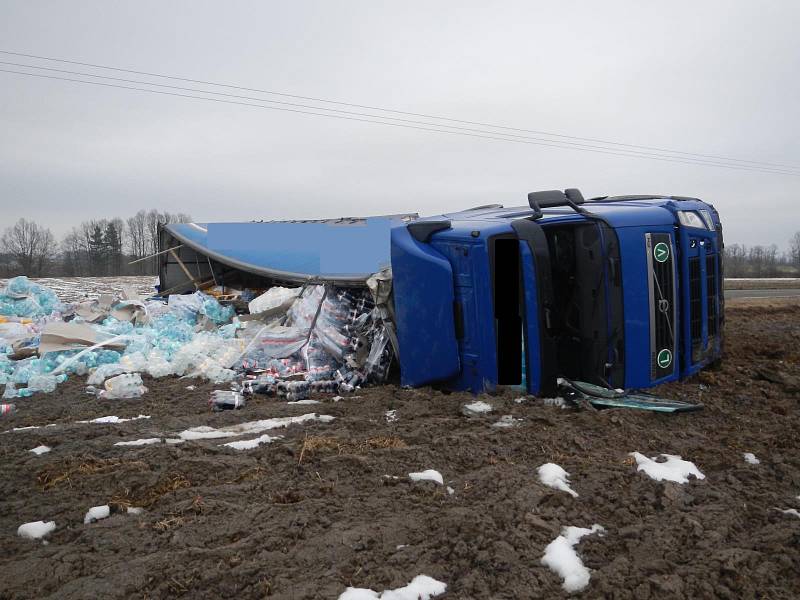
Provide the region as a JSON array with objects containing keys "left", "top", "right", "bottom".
[{"left": 1, "top": 299, "right": 799, "bottom": 600}]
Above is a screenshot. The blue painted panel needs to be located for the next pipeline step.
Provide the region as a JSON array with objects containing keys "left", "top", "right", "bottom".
[
  {"left": 168, "top": 218, "right": 397, "bottom": 280},
  {"left": 431, "top": 237, "right": 498, "bottom": 393},
  {"left": 519, "top": 241, "right": 542, "bottom": 394},
  {"left": 391, "top": 226, "right": 460, "bottom": 386}
]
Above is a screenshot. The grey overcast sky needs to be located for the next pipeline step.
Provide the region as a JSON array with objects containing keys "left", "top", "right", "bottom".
[{"left": 1, "top": 1, "right": 799, "bottom": 248}]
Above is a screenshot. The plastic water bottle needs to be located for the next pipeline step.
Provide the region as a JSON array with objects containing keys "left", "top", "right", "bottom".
[
  {"left": 0, "top": 403, "right": 16, "bottom": 417},
  {"left": 102, "top": 373, "right": 147, "bottom": 399},
  {"left": 209, "top": 390, "right": 246, "bottom": 411}
]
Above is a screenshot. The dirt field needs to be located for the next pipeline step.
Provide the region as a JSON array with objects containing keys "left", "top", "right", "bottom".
[{"left": 1, "top": 299, "right": 799, "bottom": 599}]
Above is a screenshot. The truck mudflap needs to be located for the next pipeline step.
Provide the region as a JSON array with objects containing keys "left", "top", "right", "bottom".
[
  {"left": 511, "top": 219, "right": 559, "bottom": 396},
  {"left": 391, "top": 225, "right": 461, "bottom": 387}
]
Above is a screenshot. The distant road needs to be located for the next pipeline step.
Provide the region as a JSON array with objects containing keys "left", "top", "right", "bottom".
[{"left": 725, "top": 288, "right": 800, "bottom": 299}]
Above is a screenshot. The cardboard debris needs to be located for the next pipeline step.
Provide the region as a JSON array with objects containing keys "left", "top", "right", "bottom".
[{"left": 38, "top": 322, "right": 126, "bottom": 355}]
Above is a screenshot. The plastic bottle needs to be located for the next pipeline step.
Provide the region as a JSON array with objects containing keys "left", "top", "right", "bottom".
[
  {"left": 27, "top": 374, "right": 60, "bottom": 394},
  {"left": 209, "top": 390, "right": 246, "bottom": 411},
  {"left": 0, "top": 403, "right": 16, "bottom": 416},
  {"left": 101, "top": 373, "right": 148, "bottom": 399}
]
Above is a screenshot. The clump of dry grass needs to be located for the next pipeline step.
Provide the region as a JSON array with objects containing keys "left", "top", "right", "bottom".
[
  {"left": 226, "top": 466, "right": 267, "bottom": 484},
  {"left": 153, "top": 515, "right": 185, "bottom": 532},
  {"left": 297, "top": 435, "right": 407, "bottom": 464},
  {"left": 38, "top": 457, "right": 147, "bottom": 490},
  {"left": 110, "top": 473, "right": 192, "bottom": 510}
]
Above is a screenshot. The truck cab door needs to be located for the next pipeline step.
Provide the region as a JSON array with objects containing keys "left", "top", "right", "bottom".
[
  {"left": 391, "top": 224, "right": 461, "bottom": 386},
  {"left": 511, "top": 219, "right": 559, "bottom": 396}
]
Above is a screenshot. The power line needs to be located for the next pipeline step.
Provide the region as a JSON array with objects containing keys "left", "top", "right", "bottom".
[
  {"left": 1, "top": 48, "right": 797, "bottom": 172},
  {"left": 2, "top": 67, "right": 798, "bottom": 177},
  {"left": 5, "top": 59, "right": 796, "bottom": 175}
]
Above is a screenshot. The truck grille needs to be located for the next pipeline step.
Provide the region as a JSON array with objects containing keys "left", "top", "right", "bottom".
[
  {"left": 646, "top": 233, "right": 677, "bottom": 380},
  {"left": 706, "top": 253, "right": 718, "bottom": 337},
  {"left": 688, "top": 257, "right": 702, "bottom": 349}
]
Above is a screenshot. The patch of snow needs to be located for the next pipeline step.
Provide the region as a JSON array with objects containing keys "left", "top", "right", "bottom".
[
  {"left": 781, "top": 508, "right": 800, "bottom": 518},
  {"left": 541, "top": 524, "right": 605, "bottom": 593},
  {"left": 492, "top": 415, "right": 522, "bottom": 428},
  {"left": 446, "top": 486, "right": 455, "bottom": 496},
  {"left": 164, "top": 438, "right": 184, "bottom": 445},
  {"left": 396, "top": 544, "right": 408, "bottom": 550},
  {"left": 186, "top": 385, "right": 196, "bottom": 391},
  {"left": 221, "top": 434, "right": 282, "bottom": 450},
  {"left": 114, "top": 438, "right": 162, "bottom": 447},
  {"left": 339, "top": 575, "right": 447, "bottom": 600},
  {"left": 462, "top": 400, "right": 492, "bottom": 416},
  {"left": 513, "top": 397, "right": 528, "bottom": 404},
  {"left": 29, "top": 445, "right": 51, "bottom": 455},
  {"left": 385, "top": 409, "right": 398, "bottom": 423},
  {"left": 409, "top": 470, "right": 444, "bottom": 485},
  {"left": 17, "top": 520, "right": 56, "bottom": 539},
  {"left": 5, "top": 424, "right": 58, "bottom": 434},
  {"left": 178, "top": 413, "right": 334, "bottom": 441},
  {"left": 743, "top": 452, "right": 760, "bottom": 465},
  {"left": 77, "top": 414, "right": 150, "bottom": 424},
  {"left": 84, "top": 505, "right": 110, "bottom": 524},
  {"left": 287, "top": 399, "right": 320, "bottom": 405},
  {"left": 631, "top": 452, "right": 705, "bottom": 484},
  {"left": 126, "top": 507, "right": 144, "bottom": 515},
  {"left": 538, "top": 463, "right": 579, "bottom": 497}
]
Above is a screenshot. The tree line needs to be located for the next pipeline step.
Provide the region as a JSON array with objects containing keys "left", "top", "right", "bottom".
[
  {"left": 724, "top": 235, "right": 800, "bottom": 278},
  {"left": 0, "top": 210, "right": 192, "bottom": 278},
  {"left": 1, "top": 215, "right": 799, "bottom": 279}
]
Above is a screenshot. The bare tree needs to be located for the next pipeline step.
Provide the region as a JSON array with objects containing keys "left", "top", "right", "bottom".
[
  {"left": 0, "top": 218, "right": 56, "bottom": 276},
  {"left": 790, "top": 232, "right": 800, "bottom": 272},
  {"left": 125, "top": 210, "right": 148, "bottom": 274}
]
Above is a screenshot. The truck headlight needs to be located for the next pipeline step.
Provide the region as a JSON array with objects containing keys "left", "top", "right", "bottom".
[
  {"left": 699, "top": 209, "right": 715, "bottom": 230},
  {"left": 677, "top": 210, "right": 709, "bottom": 230}
]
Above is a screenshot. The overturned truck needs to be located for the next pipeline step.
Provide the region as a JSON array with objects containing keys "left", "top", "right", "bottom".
[{"left": 159, "top": 189, "right": 724, "bottom": 396}]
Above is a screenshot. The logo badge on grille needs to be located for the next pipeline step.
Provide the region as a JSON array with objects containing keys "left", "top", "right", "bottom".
[
  {"left": 658, "top": 298, "right": 670, "bottom": 313},
  {"left": 657, "top": 348, "right": 673, "bottom": 369},
  {"left": 653, "top": 242, "right": 670, "bottom": 263}
]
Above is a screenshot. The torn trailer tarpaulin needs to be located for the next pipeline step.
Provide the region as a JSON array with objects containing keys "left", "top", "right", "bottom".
[{"left": 157, "top": 215, "right": 416, "bottom": 293}]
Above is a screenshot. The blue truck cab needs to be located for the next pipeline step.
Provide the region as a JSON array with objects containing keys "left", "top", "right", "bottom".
[{"left": 391, "top": 190, "right": 723, "bottom": 395}]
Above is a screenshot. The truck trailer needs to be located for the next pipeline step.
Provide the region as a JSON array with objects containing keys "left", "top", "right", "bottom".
[{"left": 158, "top": 189, "right": 723, "bottom": 396}]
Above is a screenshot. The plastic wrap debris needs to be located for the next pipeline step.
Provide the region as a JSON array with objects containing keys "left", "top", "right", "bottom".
[
  {"left": 240, "top": 284, "right": 393, "bottom": 399},
  {"left": 248, "top": 286, "right": 302, "bottom": 316},
  {"left": 0, "top": 277, "right": 63, "bottom": 318}
]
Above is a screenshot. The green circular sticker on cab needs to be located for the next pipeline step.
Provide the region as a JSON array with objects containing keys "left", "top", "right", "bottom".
[
  {"left": 653, "top": 242, "right": 670, "bottom": 263},
  {"left": 657, "top": 348, "right": 673, "bottom": 369}
]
